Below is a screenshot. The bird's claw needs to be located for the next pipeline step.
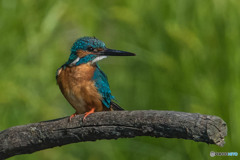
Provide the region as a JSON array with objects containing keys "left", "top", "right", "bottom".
[
  {"left": 83, "top": 108, "right": 95, "bottom": 121},
  {"left": 69, "top": 113, "right": 77, "bottom": 122}
]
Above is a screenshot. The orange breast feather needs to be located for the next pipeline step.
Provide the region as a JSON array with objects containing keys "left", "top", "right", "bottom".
[{"left": 57, "top": 63, "right": 105, "bottom": 114}]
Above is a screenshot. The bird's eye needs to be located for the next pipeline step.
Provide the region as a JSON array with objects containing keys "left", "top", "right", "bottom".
[{"left": 87, "top": 47, "right": 94, "bottom": 51}]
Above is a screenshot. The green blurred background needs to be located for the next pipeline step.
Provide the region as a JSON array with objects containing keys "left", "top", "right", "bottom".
[{"left": 0, "top": 0, "right": 239, "bottom": 159}]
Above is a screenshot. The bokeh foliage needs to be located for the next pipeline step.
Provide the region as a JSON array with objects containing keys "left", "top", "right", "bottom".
[{"left": 0, "top": 0, "right": 239, "bottom": 159}]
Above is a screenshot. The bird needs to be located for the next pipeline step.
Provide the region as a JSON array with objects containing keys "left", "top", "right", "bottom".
[{"left": 56, "top": 37, "right": 135, "bottom": 121}]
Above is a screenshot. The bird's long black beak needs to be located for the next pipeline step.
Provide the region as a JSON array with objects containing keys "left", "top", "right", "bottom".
[{"left": 99, "top": 48, "right": 136, "bottom": 56}]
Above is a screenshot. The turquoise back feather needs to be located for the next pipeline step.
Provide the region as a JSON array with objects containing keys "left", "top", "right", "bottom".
[{"left": 92, "top": 64, "right": 115, "bottom": 108}]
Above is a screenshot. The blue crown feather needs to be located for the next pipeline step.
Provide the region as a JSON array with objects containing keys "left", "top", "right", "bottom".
[{"left": 71, "top": 37, "right": 106, "bottom": 52}]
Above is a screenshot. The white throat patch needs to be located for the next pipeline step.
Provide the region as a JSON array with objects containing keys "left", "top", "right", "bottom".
[
  {"left": 69, "top": 57, "right": 80, "bottom": 66},
  {"left": 92, "top": 56, "right": 107, "bottom": 64}
]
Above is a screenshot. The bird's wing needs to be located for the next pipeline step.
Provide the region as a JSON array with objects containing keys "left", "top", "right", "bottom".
[
  {"left": 110, "top": 101, "right": 124, "bottom": 111},
  {"left": 92, "top": 65, "right": 114, "bottom": 108}
]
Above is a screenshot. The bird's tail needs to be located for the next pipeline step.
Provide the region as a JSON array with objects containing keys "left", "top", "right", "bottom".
[{"left": 110, "top": 101, "right": 124, "bottom": 111}]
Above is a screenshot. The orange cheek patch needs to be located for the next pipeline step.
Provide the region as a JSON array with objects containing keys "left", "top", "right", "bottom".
[
  {"left": 76, "top": 50, "right": 91, "bottom": 58},
  {"left": 76, "top": 48, "right": 104, "bottom": 58},
  {"left": 98, "top": 48, "right": 104, "bottom": 51}
]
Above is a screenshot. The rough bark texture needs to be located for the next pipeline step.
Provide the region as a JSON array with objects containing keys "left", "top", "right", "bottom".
[{"left": 0, "top": 110, "right": 227, "bottom": 159}]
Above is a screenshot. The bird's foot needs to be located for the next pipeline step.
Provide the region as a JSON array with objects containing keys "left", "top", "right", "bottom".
[
  {"left": 83, "top": 108, "right": 95, "bottom": 121},
  {"left": 69, "top": 112, "right": 77, "bottom": 122}
]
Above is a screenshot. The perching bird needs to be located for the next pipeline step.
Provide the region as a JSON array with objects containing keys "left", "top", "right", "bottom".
[{"left": 56, "top": 37, "right": 135, "bottom": 121}]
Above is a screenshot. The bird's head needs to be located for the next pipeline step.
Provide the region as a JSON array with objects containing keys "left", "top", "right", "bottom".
[{"left": 65, "top": 37, "right": 135, "bottom": 66}]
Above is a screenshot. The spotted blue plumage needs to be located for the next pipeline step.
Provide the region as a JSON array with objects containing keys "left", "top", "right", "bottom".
[
  {"left": 92, "top": 65, "right": 115, "bottom": 108},
  {"left": 71, "top": 37, "right": 106, "bottom": 52}
]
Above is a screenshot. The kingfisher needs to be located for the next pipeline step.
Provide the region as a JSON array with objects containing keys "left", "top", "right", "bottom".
[{"left": 56, "top": 37, "right": 135, "bottom": 121}]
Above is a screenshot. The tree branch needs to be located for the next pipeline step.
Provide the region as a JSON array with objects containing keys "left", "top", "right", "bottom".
[{"left": 0, "top": 110, "right": 227, "bottom": 159}]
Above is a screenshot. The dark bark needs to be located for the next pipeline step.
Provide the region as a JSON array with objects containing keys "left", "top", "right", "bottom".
[{"left": 0, "top": 110, "right": 227, "bottom": 159}]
